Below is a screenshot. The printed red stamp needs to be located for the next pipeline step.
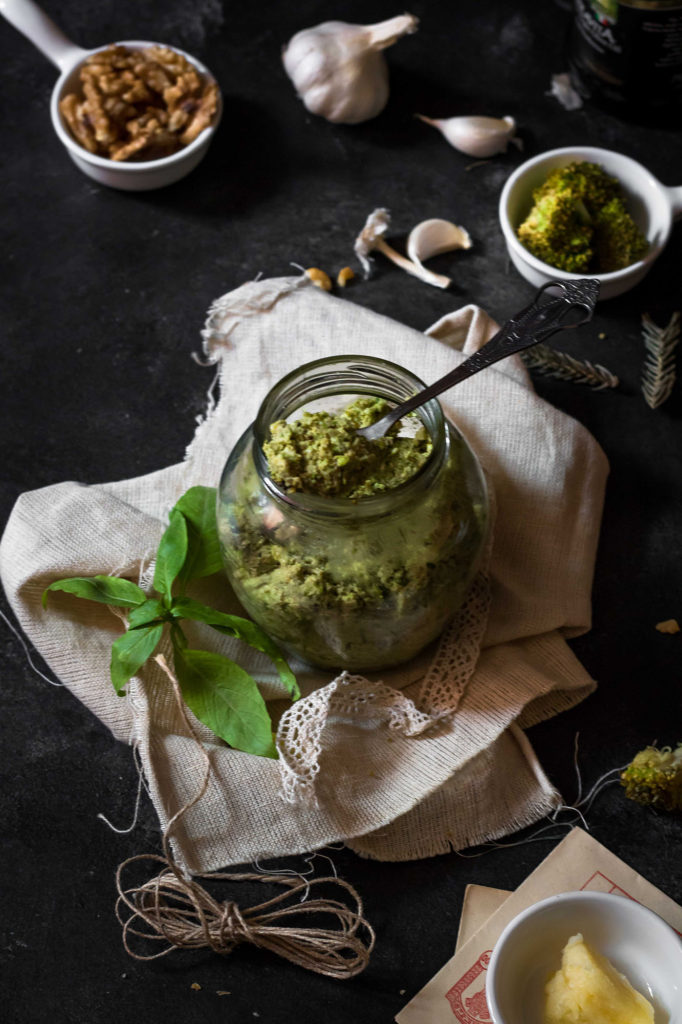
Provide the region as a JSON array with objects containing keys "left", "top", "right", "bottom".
[{"left": 444, "top": 951, "right": 492, "bottom": 1023}]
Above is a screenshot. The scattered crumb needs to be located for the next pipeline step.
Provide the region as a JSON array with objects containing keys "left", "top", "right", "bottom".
[
  {"left": 400, "top": 989, "right": 406, "bottom": 995},
  {"left": 655, "top": 618, "right": 680, "bottom": 634},
  {"left": 191, "top": 982, "right": 202, "bottom": 991},
  {"left": 305, "top": 267, "right": 332, "bottom": 291},
  {"left": 548, "top": 72, "right": 583, "bottom": 111},
  {"left": 121, "top": 973, "right": 128, "bottom": 980},
  {"left": 336, "top": 266, "right": 355, "bottom": 287},
  {"left": 598, "top": 332, "right": 606, "bottom": 339},
  {"left": 216, "top": 991, "right": 231, "bottom": 996}
]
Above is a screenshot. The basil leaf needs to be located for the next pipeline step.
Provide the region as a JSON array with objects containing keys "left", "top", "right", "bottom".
[
  {"left": 170, "top": 596, "right": 299, "bottom": 700},
  {"left": 153, "top": 508, "right": 188, "bottom": 601},
  {"left": 110, "top": 623, "right": 163, "bottom": 695},
  {"left": 173, "top": 486, "right": 222, "bottom": 585},
  {"left": 128, "top": 598, "right": 167, "bottom": 629},
  {"left": 42, "top": 575, "right": 146, "bottom": 610},
  {"left": 172, "top": 645, "right": 277, "bottom": 758}
]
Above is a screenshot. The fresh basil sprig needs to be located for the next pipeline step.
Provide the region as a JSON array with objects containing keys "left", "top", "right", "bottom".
[{"left": 42, "top": 485, "right": 299, "bottom": 758}]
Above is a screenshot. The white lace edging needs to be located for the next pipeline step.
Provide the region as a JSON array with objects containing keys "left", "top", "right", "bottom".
[{"left": 276, "top": 572, "right": 491, "bottom": 804}]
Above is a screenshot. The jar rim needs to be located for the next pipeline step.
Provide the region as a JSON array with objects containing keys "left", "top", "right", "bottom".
[{"left": 252, "top": 354, "right": 449, "bottom": 517}]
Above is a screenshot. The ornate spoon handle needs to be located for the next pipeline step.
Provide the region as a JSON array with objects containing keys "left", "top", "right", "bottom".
[{"left": 357, "top": 278, "right": 600, "bottom": 441}]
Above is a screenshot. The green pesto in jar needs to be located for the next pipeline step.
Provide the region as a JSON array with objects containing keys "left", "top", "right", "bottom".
[
  {"left": 219, "top": 396, "right": 487, "bottom": 670},
  {"left": 263, "top": 397, "right": 432, "bottom": 499}
]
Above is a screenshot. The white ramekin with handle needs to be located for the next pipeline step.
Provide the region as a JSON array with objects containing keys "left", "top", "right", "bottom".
[
  {"left": 499, "top": 145, "right": 682, "bottom": 301},
  {"left": 0, "top": 0, "right": 222, "bottom": 190}
]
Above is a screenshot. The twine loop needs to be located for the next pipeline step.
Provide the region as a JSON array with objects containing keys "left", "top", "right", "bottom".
[
  {"left": 112, "top": 655, "right": 375, "bottom": 979},
  {"left": 116, "top": 854, "right": 375, "bottom": 978},
  {"left": 219, "top": 900, "right": 252, "bottom": 949}
]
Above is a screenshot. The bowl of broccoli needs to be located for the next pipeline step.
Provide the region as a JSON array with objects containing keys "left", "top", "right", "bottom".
[{"left": 499, "top": 146, "right": 681, "bottom": 300}]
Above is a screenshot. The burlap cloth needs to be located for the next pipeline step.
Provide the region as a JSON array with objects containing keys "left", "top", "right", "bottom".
[{"left": 0, "top": 276, "right": 608, "bottom": 873}]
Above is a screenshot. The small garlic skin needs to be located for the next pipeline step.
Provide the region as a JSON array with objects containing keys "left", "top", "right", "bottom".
[
  {"left": 417, "top": 114, "right": 520, "bottom": 158},
  {"left": 354, "top": 208, "right": 392, "bottom": 277},
  {"left": 283, "top": 15, "right": 418, "bottom": 125}
]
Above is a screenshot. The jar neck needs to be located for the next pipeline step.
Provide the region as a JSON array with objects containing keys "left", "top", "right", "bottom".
[{"left": 252, "top": 354, "right": 447, "bottom": 519}]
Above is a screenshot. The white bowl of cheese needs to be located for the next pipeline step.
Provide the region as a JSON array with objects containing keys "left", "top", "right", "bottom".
[{"left": 486, "top": 891, "right": 682, "bottom": 1024}]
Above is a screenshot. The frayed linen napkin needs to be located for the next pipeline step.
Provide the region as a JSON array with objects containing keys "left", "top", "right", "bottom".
[{"left": 0, "top": 276, "right": 608, "bottom": 872}]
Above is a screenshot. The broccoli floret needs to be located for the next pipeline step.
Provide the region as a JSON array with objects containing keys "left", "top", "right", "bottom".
[
  {"left": 516, "top": 161, "right": 648, "bottom": 274},
  {"left": 517, "top": 191, "right": 593, "bottom": 272},
  {"left": 534, "top": 162, "right": 621, "bottom": 215},
  {"left": 592, "top": 197, "right": 649, "bottom": 271},
  {"left": 621, "top": 743, "right": 682, "bottom": 812}
]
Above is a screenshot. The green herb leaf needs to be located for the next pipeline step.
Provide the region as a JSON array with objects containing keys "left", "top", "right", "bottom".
[
  {"left": 42, "top": 575, "right": 147, "bottom": 610},
  {"left": 173, "top": 486, "right": 223, "bottom": 585},
  {"left": 110, "top": 623, "right": 164, "bottom": 695},
  {"left": 153, "top": 508, "right": 188, "bottom": 601},
  {"left": 170, "top": 596, "right": 299, "bottom": 700},
  {"left": 173, "top": 644, "right": 277, "bottom": 758},
  {"left": 127, "top": 598, "right": 168, "bottom": 629}
]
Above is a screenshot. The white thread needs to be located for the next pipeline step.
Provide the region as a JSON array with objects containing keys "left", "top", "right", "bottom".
[
  {"left": 97, "top": 743, "right": 146, "bottom": 835},
  {"left": 573, "top": 731, "right": 583, "bottom": 803},
  {"left": 249, "top": 850, "right": 341, "bottom": 903},
  {"left": 0, "top": 608, "right": 64, "bottom": 688},
  {"left": 454, "top": 735, "right": 629, "bottom": 858}
]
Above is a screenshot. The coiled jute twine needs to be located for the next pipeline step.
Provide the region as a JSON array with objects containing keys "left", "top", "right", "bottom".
[{"left": 114, "top": 655, "right": 375, "bottom": 979}]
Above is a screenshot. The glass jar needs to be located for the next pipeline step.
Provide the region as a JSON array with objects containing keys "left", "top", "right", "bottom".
[{"left": 216, "top": 355, "right": 489, "bottom": 671}]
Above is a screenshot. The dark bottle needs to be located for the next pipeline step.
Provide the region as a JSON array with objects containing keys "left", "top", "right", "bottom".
[{"left": 566, "top": 0, "right": 682, "bottom": 122}]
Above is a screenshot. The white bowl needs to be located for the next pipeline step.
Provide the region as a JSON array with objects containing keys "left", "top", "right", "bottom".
[
  {"left": 2, "top": 0, "right": 221, "bottom": 190},
  {"left": 499, "top": 146, "right": 682, "bottom": 300},
  {"left": 486, "top": 891, "right": 682, "bottom": 1024}
]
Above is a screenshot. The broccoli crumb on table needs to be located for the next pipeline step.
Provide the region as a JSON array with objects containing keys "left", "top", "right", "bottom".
[
  {"left": 517, "top": 161, "right": 649, "bottom": 274},
  {"left": 621, "top": 743, "right": 682, "bottom": 812}
]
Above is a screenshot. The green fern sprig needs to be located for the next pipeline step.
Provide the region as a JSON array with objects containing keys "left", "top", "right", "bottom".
[
  {"left": 522, "top": 343, "right": 619, "bottom": 390},
  {"left": 641, "top": 312, "right": 680, "bottom": 410}
]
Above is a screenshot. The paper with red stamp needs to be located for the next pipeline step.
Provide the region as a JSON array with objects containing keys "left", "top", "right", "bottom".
[{"left": 396, "top": 827, "right": 682, "bottom": 1024}]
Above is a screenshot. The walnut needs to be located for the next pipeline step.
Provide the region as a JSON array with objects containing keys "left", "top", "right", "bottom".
[{"left": 58, "top": 44, "right": 219, "bottom": 162}]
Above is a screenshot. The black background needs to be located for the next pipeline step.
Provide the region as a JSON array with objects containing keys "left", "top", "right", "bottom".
[{"left": 1, "top": 1, "right": 681, "bottom": 1022}]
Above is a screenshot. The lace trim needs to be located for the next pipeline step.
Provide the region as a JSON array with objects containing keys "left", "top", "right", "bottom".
[{"left": 276, "top": 572, "right": 491, "bottom": 803}]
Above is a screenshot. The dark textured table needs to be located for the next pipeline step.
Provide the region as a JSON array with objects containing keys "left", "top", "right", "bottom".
[{"left": 2, "top": 2, "right": 681, "bottom": 1021}]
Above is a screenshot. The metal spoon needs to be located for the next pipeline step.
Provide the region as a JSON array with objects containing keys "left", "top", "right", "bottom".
[{"left": 356, "top": 278, "right": 600, "bottom": 441}]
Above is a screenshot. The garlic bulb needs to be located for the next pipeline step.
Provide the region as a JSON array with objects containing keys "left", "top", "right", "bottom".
[
  {"left": 416, "top": 114, "right": 521, "bottom": 158},
  {"left": 283, "top": 14, "right": 419, "bottom": 124}
]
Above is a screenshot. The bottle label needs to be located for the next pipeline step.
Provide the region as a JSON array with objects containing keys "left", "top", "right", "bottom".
[{"left": 569, "top": 0, "right": 682, "bottom": 110}]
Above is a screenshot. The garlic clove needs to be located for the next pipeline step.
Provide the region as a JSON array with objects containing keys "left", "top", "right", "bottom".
[
  {"left": 354, "top": 209, "right": 453, "bottom": 289},
  {"left": 416, "top": 114, "right": 521, "bottom": 158},
  {"left": 407, "top": 219, "right": 472, "bottom": 264},
  {"left": 405, "top": 219, "right": 472, "bottom": 290}
]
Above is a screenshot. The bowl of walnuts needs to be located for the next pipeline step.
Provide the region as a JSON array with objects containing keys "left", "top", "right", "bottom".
[{"left": 3, "top": 0, "right": 222, "bottom": 190}]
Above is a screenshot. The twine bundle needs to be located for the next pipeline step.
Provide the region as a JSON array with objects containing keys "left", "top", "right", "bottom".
[
  {"left": 116, "top": 856, "right": 375, "bottom": 978},
  {"left": 113, "top": 656, "right": 375, "bottom": 979}
]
